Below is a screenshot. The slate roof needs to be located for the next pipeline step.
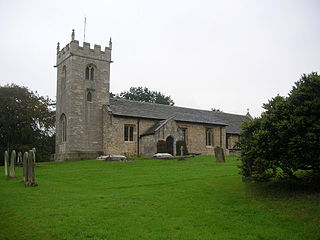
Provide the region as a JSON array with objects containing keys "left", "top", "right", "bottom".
[{"left": 109, "top": 98, "right": 251, "bottom": 134}]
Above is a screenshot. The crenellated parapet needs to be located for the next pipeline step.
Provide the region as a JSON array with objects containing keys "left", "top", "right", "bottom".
[{"left": 56, "top": 30, "right": 112, "bottom": 67}]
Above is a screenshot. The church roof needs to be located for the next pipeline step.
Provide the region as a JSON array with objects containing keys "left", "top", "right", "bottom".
[{"left": 109, "top": 98, "right": 251, "bottom": 134}]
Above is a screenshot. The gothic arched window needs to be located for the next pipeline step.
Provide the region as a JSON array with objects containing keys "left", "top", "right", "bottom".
[
  {"left": 85, "top": 65, "right": 95, "bottom": 80},
  {"left": 60, "top": 114, "right": 67, "bottom": 142},
  {"left": 206, "top": 128, "right": 212, "bottom": 146},
  {"left": 87, "top": 91, "right": 92, "bottom": 102}
]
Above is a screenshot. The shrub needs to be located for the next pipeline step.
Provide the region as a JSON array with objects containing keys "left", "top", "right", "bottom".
[
  {"left": 239, "top": 72, "right": 320, "bottom": 182},
  {"left": 176, "top": 140, "right": 188, "bottom": 155}
]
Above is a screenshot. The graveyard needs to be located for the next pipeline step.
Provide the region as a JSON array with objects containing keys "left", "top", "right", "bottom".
[{"left": 0, "top": 155, "right": 319, "bottom": 240}]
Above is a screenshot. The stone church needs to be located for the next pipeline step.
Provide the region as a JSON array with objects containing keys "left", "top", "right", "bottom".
[{"left": 54, "top": 31, "right": 252, "bottom": 161}]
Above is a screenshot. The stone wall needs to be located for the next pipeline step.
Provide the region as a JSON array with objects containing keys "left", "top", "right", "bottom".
[
  {"left": 176, "top": 122, "right": 226, "bottom": 155},
  {"left": 103, "top": 113, "right": 227, "bottom": 157},
  {"left": 226, "top": 134, "right": 240, "bottom": 149},
  {"left": 103, "top": 111, "right": 157, "bottom": 157}
]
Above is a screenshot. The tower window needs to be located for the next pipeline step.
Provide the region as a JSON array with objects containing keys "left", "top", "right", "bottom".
[
  {"left": 60, "top": 114, "right": 67, "bottom": 142},
  {"left": 85, "top": 65, "right": 95, "bottom": 80},
  {"left": 61, "top": 66, "right": 66, "bottom": 90},
  {"left": 87, "top": 92, "right": 92, "bottom": 102}
]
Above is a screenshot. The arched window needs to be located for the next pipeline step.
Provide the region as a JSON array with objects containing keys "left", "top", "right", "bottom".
[
  {"left": 60, "top": 114, "right": 67, "bottom": 142},
  {"left": 85, "top": 65, "right": 95, "bottom": 80},
  {"left": 61, "top": 66, "right": 66, "bottom": 90},
  {"left": 206, "top": 128, "right": 212, "bottom": 146},
  {"left": 87, "top": 92, "right": 92, "bottom": 102},
  {"left": 90, "top": 67, "right": 94, "bottom": 81}
]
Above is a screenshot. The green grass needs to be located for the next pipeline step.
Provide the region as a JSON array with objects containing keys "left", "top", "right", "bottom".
[{"left": 0, "top": 156, "right": 319, "bottom": 240}]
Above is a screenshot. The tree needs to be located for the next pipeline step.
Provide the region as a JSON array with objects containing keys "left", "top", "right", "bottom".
[
  {"left": 111, "top": 87, "right": 174, "bottom": 106},
  {"left": 0, "top": 84, "right": 55, "bottom": 164},
  {"left": 211, "top": 108, "right": 223, "bottom": 112},
  {"left": 239, "top": 73, "right": 320, "bottom": 182}
]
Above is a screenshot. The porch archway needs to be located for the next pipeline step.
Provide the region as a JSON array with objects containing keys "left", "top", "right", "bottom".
[{"left": 166, "top": 136, "right": 174, "bottom": 155}]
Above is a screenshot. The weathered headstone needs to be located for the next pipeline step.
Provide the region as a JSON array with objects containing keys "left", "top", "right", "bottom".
[
  {"left": 9, "top": 150, "right": 16, "bottom": 178},
  {"left": 23, "top": 152, "right": 29, "bottom": 182},
  {"left": 17, "top": 152, "right": 22, "bottom": 166},
  {"left": 178, "top": 145, "right": 185, "bottom": 161},
  {"left": 32, "top": 148, "right": 36, "bottom": 163},
  {"left": 22, "top": 150, "right": 37, "bottom": 187},
  {"left": 214, "top": 146, "right": 225, "bottom": 162},
  {"left": 4, "top": 151, "right": 9, "bottom": 177},
  {"left": 26, "top": 150, "right": 37, "bottom": 186}
]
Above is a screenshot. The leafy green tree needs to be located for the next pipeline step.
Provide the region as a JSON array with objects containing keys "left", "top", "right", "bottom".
[
  {"left": 0, "top": 84, "right": 55, "bottom": 164},
  {"left": 239, "top": 73, "right": 320, "bottom": 182},
  {"left": 111, "top": 87, "right": 174, "bottom": 106}
]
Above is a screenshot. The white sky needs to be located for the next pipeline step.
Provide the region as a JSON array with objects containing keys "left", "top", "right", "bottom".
[{"left": 0, "top": 0, "right": 319, "bottom": 117}]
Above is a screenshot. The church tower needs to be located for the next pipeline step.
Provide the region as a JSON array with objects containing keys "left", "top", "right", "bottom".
[{"left": 55, "top": 30, "right": 112, "bottom": 161}]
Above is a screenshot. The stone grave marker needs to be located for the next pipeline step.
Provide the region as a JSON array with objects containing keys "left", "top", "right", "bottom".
[{"left": 214, "top": 146, "right": 225, "bottom": 162}]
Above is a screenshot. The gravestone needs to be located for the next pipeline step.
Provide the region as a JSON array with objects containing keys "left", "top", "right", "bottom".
[
  {"left": 22, "top": 150, "right": 37, "bottom": 187},
  {"left": 17, "top": 152, "right": 23, "bottom": 166},
  {"left": 32, "top": 148, "right": 36, "bottom": 163},
  {"left": 214, "top": 146, "right": 225, "bottom": 162},
  {"left": 178, "top": 145, "right": 185, "bottom": 161},
  {"left": 23, "top": 152, "right": 29, "bottom": 182},
  {"left": 4, "top": 151, "right": 9, "bottom": 177},
  {"left": 26, "top": 150, "right": 37, "bottom": 186},
  {"left": 9, "top": 150, "right": 16, "bottom": 178}
]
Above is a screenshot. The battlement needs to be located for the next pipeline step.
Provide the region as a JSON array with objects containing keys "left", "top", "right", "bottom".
[
  {"left": 57, "top": 39, "right": 112, "bottom": 62},
  {"left": 56, "top": 30, "right": 112, "bottom": 66}
]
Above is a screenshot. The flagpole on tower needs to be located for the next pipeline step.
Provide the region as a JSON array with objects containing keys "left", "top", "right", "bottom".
[{"left": 83, "top": 16, "right": 87, "bottom": 42}]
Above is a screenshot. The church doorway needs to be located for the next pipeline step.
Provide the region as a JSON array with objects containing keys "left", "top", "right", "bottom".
[{"left": 166, "top": 136, "right": 174, "bottom": 155}]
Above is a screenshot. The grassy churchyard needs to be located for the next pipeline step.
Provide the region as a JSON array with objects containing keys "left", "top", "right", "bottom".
[{"left": 0, "top": 156, "right": 319, "bottom": 240}]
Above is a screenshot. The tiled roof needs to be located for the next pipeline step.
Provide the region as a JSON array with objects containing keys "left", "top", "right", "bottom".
[{"left": 109, "top": 98, "right": 251, "bottom": 134}]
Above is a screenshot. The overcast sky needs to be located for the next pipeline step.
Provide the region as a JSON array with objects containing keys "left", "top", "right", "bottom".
[{"left": 0, "top": 0, "right": 319, "bottom": 117}]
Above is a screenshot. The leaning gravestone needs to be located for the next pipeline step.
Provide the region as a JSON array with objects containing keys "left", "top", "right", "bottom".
[{"left": 214, "top": 146, "right": 225, "bottom": 162}]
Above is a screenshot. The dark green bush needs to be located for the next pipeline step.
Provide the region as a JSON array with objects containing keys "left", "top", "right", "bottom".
[
  {"left": 239, "top": 72, "right": 320, "bottom": 182},
  {"left": 176, "top": 140, "right": 188, "bottom": 155}
]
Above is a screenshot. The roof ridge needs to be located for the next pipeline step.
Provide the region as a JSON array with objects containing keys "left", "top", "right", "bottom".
[{"left": 110, "top": 98, "right": 248, "bottom": 117}]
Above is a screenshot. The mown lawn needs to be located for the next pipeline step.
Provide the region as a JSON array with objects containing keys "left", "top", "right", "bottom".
[{"left": 0, "top": 156, "right": 319, "bottom": 240}]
